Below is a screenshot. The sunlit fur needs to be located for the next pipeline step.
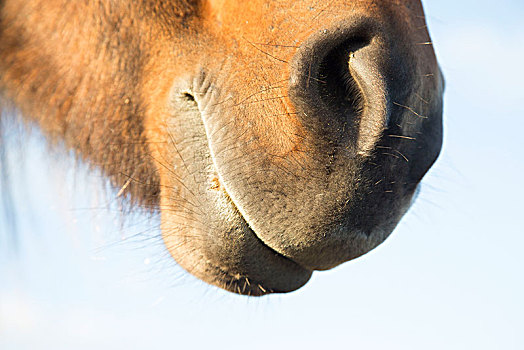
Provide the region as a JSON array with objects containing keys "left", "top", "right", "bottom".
[{"left": 0, "top": 0, "right": 443, "bottom": 295}]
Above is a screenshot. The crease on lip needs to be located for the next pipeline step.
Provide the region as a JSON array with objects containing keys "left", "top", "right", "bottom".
[
  {"left": 224, "top": 183, "right": 313, "bottom": 274},
  {"left": 186, "top": 85, "right": 313, "bottom": 274}
]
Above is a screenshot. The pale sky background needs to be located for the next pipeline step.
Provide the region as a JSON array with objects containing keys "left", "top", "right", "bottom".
[{"left": 1, "top": 1, "right": 523, "bottom": 349}]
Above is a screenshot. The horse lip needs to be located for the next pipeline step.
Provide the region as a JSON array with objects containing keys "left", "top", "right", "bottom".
[
  {"left": 201, "top": 132, "right": 313, "bottom": 274},
  {"left": 215, "top": 174, "right": 313, "bottom": 274},
  {"left": 178, "top": 84, "right": 312, "bottom": 294}
]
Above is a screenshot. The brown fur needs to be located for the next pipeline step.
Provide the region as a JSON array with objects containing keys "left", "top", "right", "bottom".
[{"left": 0, "top": 1, "right": 443, "bottom": 295}]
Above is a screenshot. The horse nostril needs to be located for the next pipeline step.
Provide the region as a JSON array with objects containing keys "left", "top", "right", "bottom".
[
  {"left": 316, "top": 35, "right": 371, "bottom": 121},
  {"left": 289, "top": 19, "right": 390, "bottom": 154}
]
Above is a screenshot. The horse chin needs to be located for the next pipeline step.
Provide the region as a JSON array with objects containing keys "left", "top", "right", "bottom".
[{"left": 161, "top": 195, "right": 313, "bottom": 296}]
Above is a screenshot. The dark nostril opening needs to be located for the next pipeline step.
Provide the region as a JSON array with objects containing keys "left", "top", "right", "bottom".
[
  {"left": 316, "top": 36, "right": 371, "bottom": 120},
  {"left": 289, "top": 19, "right": 385, "bottom": 148},
  {"left": 183, "top": 92, "right": 196, "bottom": 101}
]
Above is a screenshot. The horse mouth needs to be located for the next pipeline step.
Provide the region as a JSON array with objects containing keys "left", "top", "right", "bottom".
[
  {"left": 160, "top": 87, "right": 312, "bottom": 296},
  {"left": 212, "top": 180, "right": 313, "bottom": 295},
  {"left": 214, "top": 174, "right": 312, "bottom": 268}
]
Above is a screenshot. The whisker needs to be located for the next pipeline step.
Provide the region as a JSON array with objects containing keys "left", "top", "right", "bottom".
[
  {"left": 242, "top": 37, "right": 288, "bottom": 64},
  {"left": 393, "top": 102, "right": 427, "bottom": 119},
  {"left": 388, "top": 134, "right": 416, "bottom": 140}
]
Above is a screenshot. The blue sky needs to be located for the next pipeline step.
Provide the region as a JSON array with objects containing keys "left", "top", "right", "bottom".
[{"left": 1, "top": 1, "right": 523, "bottom": 349}]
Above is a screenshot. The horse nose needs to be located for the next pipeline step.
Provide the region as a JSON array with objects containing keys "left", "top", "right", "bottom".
[{"left": 289, "top": 18, "right": 391, "bottom": 155}]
